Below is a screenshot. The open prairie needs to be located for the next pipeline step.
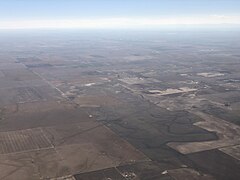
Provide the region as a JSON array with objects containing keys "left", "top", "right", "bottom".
[{"left": 0, "top": 30, "right": 240, "bottom": 179}]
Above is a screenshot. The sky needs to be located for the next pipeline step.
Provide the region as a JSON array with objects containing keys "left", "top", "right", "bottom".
[{"left": 0, "top": 0, "right": 240, "bottom": 29}]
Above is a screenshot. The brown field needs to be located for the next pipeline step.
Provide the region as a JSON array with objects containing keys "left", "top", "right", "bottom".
[{"left": 0, "top": 30, "right": 239, "bottom": 179}]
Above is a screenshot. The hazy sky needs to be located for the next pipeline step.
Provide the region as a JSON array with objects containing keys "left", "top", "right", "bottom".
[{"left": 0, "top": 0, "right": 239, "bottom": 29}]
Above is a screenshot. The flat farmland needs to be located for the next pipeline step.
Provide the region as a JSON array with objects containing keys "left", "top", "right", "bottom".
[{"left": 0, "top": 30, "right": 240, "bottom": 179}]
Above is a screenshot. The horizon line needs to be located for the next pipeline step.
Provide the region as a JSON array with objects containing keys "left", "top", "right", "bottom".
[{"left": 0, "top": 16, "right": 240, "bottom": 29}]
